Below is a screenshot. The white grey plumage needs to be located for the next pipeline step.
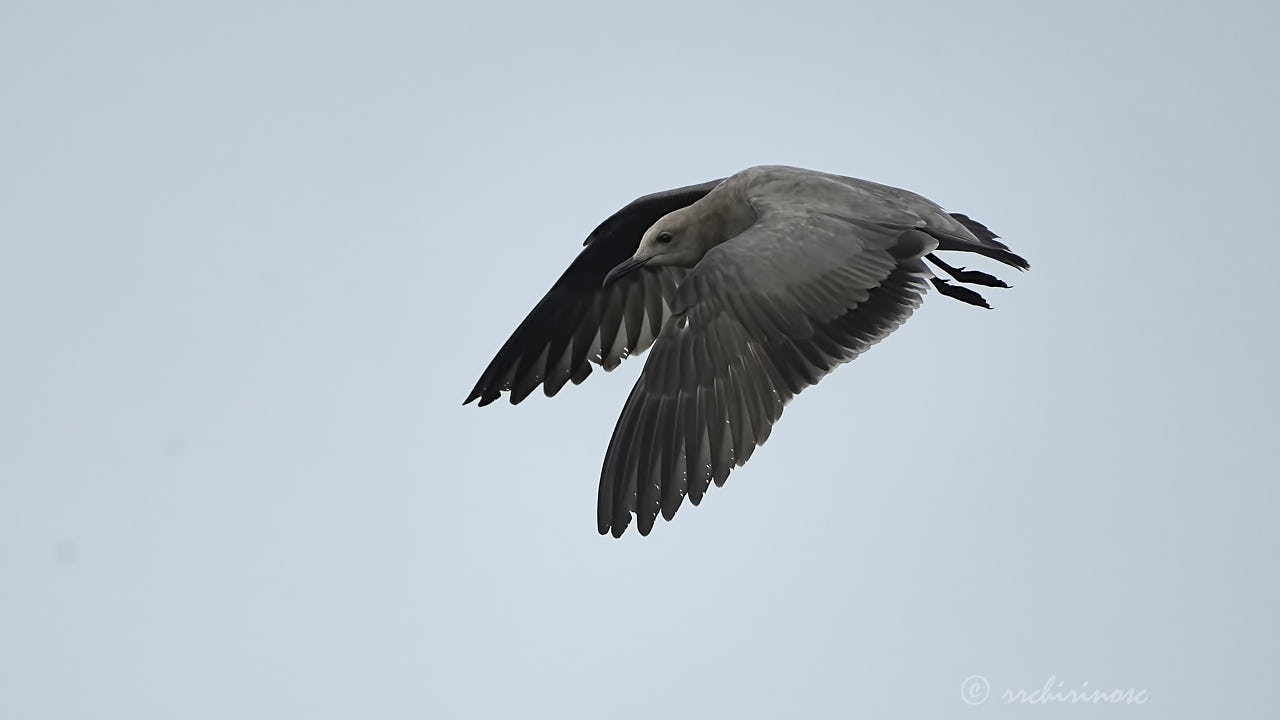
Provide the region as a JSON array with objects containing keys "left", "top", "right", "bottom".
[{"left": 466, "top": 165, "right": 1029, "bottom": 537}]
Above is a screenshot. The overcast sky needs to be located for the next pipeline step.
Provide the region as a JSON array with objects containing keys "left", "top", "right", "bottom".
[{"left": 3, "top": 1, "right": 1277, "bottom": 718}]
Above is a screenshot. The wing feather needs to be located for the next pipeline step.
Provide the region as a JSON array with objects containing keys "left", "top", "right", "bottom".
[
  {"left": 465, "top": 179, "right": 722, "bottom": 406},
  {"left": 598, "top": 209, "right": 934, "bottom": 536}
]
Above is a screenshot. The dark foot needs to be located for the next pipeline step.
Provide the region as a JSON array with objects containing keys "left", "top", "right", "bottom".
[
  {"left": 950, "top": 267, "right": 1009, "bottom": 287},
  {"left": 926, "top": 253, "right": 1010, "bottom": 288},
  {"left": 930, "top": 278, "right": 992, "bottom": 309}
]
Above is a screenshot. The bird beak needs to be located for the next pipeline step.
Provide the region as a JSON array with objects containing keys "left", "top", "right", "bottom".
[{"left": 603, "top": 256, "right": 651, "bottom": 287}]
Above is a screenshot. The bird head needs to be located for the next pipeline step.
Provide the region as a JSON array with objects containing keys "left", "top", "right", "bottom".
[{"left": 603, "top": 208, "right": 709, "bottom": 286}]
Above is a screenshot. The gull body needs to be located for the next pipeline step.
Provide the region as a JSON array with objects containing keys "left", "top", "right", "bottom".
[{"left": 466, "top": 166, "right": 1029, "bottom": 537}]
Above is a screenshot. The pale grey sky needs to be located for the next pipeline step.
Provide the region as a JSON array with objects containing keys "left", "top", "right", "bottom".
[{"left": 2, "top": 1, "right": 1277, "bottom": 718}]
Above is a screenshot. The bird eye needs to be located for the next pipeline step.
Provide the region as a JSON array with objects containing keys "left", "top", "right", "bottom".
[{"left": 657, "top": 231, "right": 673, "bottom": 244}]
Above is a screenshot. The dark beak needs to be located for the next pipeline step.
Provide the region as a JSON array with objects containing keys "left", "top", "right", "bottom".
[{"left": 602, "top": 256, "right": 651, "bottom": 287}]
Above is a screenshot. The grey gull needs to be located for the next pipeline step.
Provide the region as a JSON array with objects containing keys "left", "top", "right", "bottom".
[{"left": 465, "top": 165, "right": 1029, "bottom": 537}]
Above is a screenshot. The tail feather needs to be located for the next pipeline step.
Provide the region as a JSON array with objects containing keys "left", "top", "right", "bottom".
[{"left": 940, "top": 212, "right": 1030, "bottom": 271}]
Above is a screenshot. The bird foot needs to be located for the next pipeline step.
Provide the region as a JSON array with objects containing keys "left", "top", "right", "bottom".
[{"left": 930, "top": 278, "right": 991, "bottom": 309}]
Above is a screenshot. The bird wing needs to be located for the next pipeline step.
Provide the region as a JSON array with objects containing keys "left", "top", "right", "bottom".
[
  {"left": 465, "top": 179, "right": 723, "bottom": 406},
  {"left": 597, "top": 196, "right": 937, "bottom": 536}
]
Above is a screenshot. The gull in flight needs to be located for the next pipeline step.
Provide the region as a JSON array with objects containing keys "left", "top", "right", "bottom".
[{"left": 465, "top": 165, "right": 1029, "bottom": 537}]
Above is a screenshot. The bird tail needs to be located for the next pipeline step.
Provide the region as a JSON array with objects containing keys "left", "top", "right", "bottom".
[
  {"left": 939, "top": 213, "right": 1030, "bottom": 271},
  {"left": 922, "top": 213, "right": 1029, "bottom": 309}
]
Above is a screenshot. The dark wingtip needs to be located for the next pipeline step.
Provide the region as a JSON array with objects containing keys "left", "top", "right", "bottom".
[
  {"left": 465, "top": 375, "right": 505, "bottom": 406},
  {"left": 605, "top": 510, "right": 634, "bottom": 538}
]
